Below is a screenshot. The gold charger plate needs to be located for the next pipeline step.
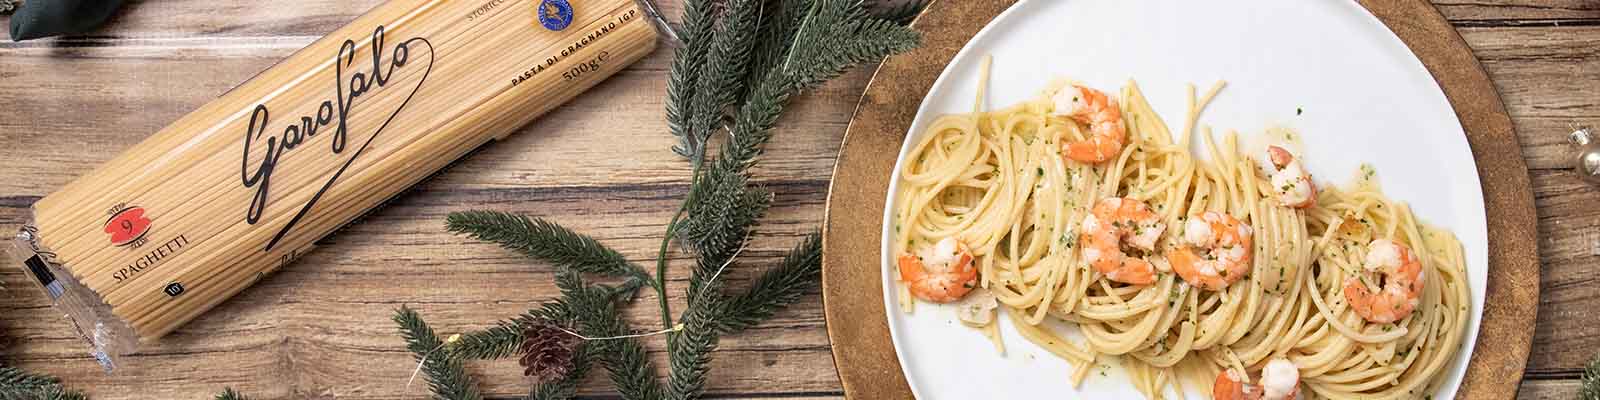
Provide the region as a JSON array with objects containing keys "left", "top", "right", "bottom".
[{"left": 820, "top": 0, "right": 1539, "bottom": 398}]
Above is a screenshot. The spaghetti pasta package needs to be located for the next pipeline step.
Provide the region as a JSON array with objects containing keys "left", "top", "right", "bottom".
[{"left": 11, "top": 0, "right": 667, "bottom": 369}]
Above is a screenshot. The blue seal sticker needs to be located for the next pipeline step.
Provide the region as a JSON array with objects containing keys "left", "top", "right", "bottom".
[{"left": 538, "top": 0, "right": 574, "bottom": 31}]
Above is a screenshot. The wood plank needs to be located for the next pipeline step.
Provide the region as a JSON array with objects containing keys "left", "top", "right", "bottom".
[
  {"left": 2, "top": 180, "right": 840, "bottom": 399},
  {"left": 1455, "top": 24, "right": 1600, "bottom": 375},
  {"left": 1467, "top": 38, "right": 1600, "bottom": 121},
  {"left": 1435, "top": 1, "right": 1600, "bottom": 23},
  {"left": 1517, "top": 379, "right": 1589, "bottom": 399},
  {"left": 1458, "top": 25, "right": 1600, "bottom": 171},
  {"left": 1524, "top": 168, "right": 1600, "bottom": 376}
]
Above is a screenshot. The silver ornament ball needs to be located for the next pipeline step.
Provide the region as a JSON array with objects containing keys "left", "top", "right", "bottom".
[{"left": 1570, "top": 127, "right": 1600, "bottom": 186}]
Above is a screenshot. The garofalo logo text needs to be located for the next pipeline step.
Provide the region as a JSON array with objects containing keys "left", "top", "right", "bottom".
[{"left": 240, "top": 25, "right": 435, "bottom": 251}]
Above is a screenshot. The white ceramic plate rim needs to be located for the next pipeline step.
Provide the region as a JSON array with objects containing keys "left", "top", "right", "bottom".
[{"left": 878, "top": 1, "right": 1487, "bottom": 399}]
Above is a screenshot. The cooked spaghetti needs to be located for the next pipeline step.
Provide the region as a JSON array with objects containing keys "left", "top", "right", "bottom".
[{"left": 889, "top": 65, "right": 1470, "bottom": 400}]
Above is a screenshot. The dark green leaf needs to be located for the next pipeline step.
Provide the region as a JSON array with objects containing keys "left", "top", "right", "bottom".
[
  {"left": 215, "top": 387, "right": 249, "bottom": 400},
  {"left": 715, "top": 233, "right": 821, "bottom": 334},
  {"left": 782, "top": 0, "right": 921, "bottom": 89},
  {"left": 1584, "top": 353, "right": 1600, "bottom": 400},
  {"left": 556, "top": 270, "right": 663, "bottom": 400},
  {"left": 394, "top": 306, "right": 483, "bottom": 400},
  {"left": 665, "top": 0, "right": 721, "bottom": 158},
  {"left": 665, "top": 297, "right": 722, "bottom": 400},
  {"left": 446, "top": 211, "right": 653, "bottom": 287}
]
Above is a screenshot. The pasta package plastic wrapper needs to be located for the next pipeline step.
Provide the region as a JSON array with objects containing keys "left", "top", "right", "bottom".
[{"left": 10, "top": 0, "right": 669, "bottom": 370}]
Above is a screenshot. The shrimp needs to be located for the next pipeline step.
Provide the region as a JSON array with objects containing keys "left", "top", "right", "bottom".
[
  {"left": 1343, "top": 239, "right": 1425, "bottom": 324},
  {"left": 1166, "top": 211, "right": 1254, "bottom": 291},
  {"left": 897, "top": 237, "right": 978, "bottom": 303},
  {"left": 1052, "top": 84, "right": 1127, "bottom": 164},
  {"left": 1267, "top": 145, "right": 1316, "bottom": 208},
  {"left": 1080, "top": 197, "right": 1167, "bottom": 285},
  {"left": 1214, "top": 358, "right": 1302, "bottom": 400}
]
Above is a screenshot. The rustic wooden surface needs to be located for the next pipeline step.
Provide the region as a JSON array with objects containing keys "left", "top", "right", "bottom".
[{"left": 0, "top": 1, "right": 1593, "bottom": 399}]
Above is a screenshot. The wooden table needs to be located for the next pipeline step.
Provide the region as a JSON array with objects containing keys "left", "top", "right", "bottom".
[{"left": 0, "top": 1, "right": 1591, "bottom": 398}]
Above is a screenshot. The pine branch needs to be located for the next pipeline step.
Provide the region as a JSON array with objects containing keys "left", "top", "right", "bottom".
[
  {"left": 395, "top": 306, "right": 483, "bottom": 400},
  {"left": 451, "top": 299, "right": 572, "bottom": 360},
  {"left": 665, "top": 297, "right": 722, "bottom": 400},
  {"left": 447, "top": 211, "right": 653, "bottom": 289},
  {"left": 215, "top": 387, "right": 249, "bottom": 400},
  {"left": 675, "top": 0, "right": 772, "bottom": 290},
  {"left": 679, "top": 168, "right": 770, "bottom": 290},
  {"left": 679, "top": 0, "right": 914, "bottom": 292},
  {"left": 0, "top": 385, "right": 86, "bottom": 400},
  {"left": 783, "top": 0, "right": 920, "bottom": 89},
  {"left": 742, "top": 0, "right": 812, "bottom": 102},
  {"left": 666, "top": 5, "right": 917, "bottom": 393},
  {"left": 715, "top": 233, "right": 821, "bottom": 334},
  {"left": 556, "top": 270, "right": 663, "bottom": 400},
  {"left": 718, "top": 0, "right": 918, "bottom": 176},
  {"left": 0, "top": 365, "right": 84, "bottom": 400},
  {"left": 684, "top": 0, "right": 763, "bottom": 157},
  {"left": 666, "top": 0, "right": 721, "bottom": 158},
  {"left": 667, "top": 234, "right": 820, "bottom": 398},
  {"left": 1583, "top": 353, "right": 1600, "bottom": 400},
  {"left": 450, "top": 268, "right": 648, "bottom": 360},
  {"left": 0, "top": 366, "right": 61, "bottom": 391}
]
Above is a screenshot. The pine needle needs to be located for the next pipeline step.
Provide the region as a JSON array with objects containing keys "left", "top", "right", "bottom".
[
  {"left": 450, "top": 300, "right": 572, "bottom": 361},
  {"left": 1583, "top": 353, "right": 1600, "bottom": 400},
  {"left": 449, "top": 260, "right": 647, "bottom": 361},
  {"left": 0, "top": 363, "right": 85, "bottom": 400},
  {"left": 0, "top": 365, "right": 61, "bottom": 390},
  {"left": 715, "top": 232, "right": 821, "bottom": 334},
  {"left": 666, "top": 296, "right": 722, "bottom": 400},
  {"left": 394, "top": 306, "right": 483, "bottom": 400},
  {"left": 684, "top": 0, "right": 763, "bottom": 158},
  {"left": 555, "top": 270, "right": 662, "bottom": 400},
  {"left": 447, "top": 211, "right": 653, "bottom": 288},
  {"left": 665, "top": 0, "right": 721, "bottom": 158},
  {"left": 679, "top": 170, "right": 770, "bottom": 285},
  {"left": 214, "top": 387, "right": 249, "bottom": 400},
  {"left": 782, "top": 0, "right": 921, "bottom": 89},
  {"left": 682, "top": 0, "right": 916, "bottom": 290}
]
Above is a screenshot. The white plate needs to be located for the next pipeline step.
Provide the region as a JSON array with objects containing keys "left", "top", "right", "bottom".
[{"left": 878, "top": 1, "right": 1487, "bottom": 399}]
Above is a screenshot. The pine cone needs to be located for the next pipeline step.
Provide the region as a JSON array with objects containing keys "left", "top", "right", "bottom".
[{"left": 518, "top": 319, "right": 579, "bottom": 383}]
